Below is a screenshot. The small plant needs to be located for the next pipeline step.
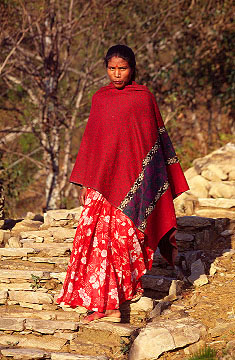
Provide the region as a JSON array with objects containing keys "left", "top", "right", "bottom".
[
  {"left": 30, "top": 274, "right": 42, "bottom": 290},
  {"left": 120, "top": 338, "right": 131, "bottom": 355},
  {"left": 186, "top": 346, "right": 217, "bottom": 360}
]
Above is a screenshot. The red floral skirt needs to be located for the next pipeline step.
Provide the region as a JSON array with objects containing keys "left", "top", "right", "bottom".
[{"left": 56, "top": 188, "right": 154, "bottom": 312}]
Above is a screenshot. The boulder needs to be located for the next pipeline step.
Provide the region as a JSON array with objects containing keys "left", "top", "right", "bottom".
[
  {"left": 209, "top": 182, "right": 235, "bottom": 199},
  {"left": 129, "top": 317, "right": 205, "bottom": 360},
  {"left": 186, "top": 175, "right": 210, "bottom": 198}
]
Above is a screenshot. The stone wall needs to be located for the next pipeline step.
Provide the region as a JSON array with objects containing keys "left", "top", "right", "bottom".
[
  {"left": 0, "top": 181, "right": 4, "bottom": 229},
  {"left": 174, "top": 142, "right": 235, "bottom": 219}
]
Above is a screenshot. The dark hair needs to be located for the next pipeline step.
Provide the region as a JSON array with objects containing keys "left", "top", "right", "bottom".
[{"left": 104, "top": 44, "right": 136, "bottom": 81}]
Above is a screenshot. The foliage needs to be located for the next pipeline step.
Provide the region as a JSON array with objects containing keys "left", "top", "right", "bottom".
[
  {"left": 0, "top": 0, "right": 234, "bottom": 216},
  {"left": 186, "top": 346, "right": 217, "bottom": 360},
  {"left": 30, "top": 274, "right": 43, "bottom": 290}
]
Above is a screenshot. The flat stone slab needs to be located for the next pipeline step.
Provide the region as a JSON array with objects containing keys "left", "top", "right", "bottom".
[
  {"left": 198, "top": 198, "right": 235, "bottom": 209},
  {"left": 0, "top": 248, "right": 36, "bottom": 257},
  {"left": 25, "top": 319, "right": 79, "bottom": 334},
  {"left": 195, "top": 209, "right": 235, "bottom": 219},
  {"left": 142, "top": 275, "right": 173, "bottom": 292},
  {"left": 51, "top": 353, "right": 108, "bottom": 360},
  {"left": 22, "top": 243, "right": 72, "bottom": 256},
  {"left": 0, "top": 269, "right": 51, "bottom": 280},
  {"left": 9, "top": 291, "right": 53, "bottom": 305},
  {"left": 0, "top": 283, "right": 35, "bottom": 291},
  {"left": 1, "top": 348, "right": 49, "bottom": 359},
  {"left": 177, "top": 216, "right": 212, "bottom": 228},
  {"left": 20, "top": 230, "right": 52, "bottom": 239},
  {"left": 83, "top": 321, "right": 138, "bottom": 337},
  {"left": 129, "top": 317, "right": 206, "bottom": 360},
  {"left": 50, "top": 272, "right": 67, "bottom": 283},
  {"left": 28, "top": 257, "right": 69, "bottom": 265},
  {"left": 0, "top": 317, "right": 24, "bottom": 331},
  {"left": 0, "top": 334, "right": 67, "bottom": 351}
]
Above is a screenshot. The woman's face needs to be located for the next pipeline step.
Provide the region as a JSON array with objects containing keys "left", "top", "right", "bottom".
[{"left": 107, "top": 56, "right": 133, "bottom": 89}]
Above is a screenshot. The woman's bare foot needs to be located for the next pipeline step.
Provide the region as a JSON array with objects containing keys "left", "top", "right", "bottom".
[{"left": 82, "top": 309, "right": 121, "bottom": 324}]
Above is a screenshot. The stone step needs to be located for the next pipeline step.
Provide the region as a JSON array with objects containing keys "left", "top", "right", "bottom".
[
  {"left": 142, "top": 275, "right": 177, "bottom": 293},
  {"left": 19, "top": 228, "right": 76, "bottom": 244},
  {"left": 1, "top": 348, "right": 109, "bottom": 359},
  {"left": 0, "top": 244, "right": 72, "bottom": 258},
  {"left": 0, "top": 303, "right": 140, "bottom": 359},
  {"left": 0, "top": 259, "right": 67, "bottom": 272}
]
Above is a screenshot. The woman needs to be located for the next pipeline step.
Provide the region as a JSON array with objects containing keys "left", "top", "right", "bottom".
[{"left": 57, "top": 45, "right": 189, "bottom": 323}]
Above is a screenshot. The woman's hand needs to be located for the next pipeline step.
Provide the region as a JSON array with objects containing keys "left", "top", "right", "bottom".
[{"left": 79, "top": 187, "right": 87, "bottom": 206}]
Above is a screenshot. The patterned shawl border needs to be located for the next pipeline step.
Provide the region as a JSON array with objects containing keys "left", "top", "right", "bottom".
[
  {"left": 138, "top": 180, "right": 169, "bottom": 232},
  {"left": 119, "top": 126, "right": 177, "bottom": 211},
  {"left": 119, "top": 138, "right": 161, "bottom": 210}
]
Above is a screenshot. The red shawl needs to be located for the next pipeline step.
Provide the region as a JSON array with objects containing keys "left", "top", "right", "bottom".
[{"left": 70, "top": 82, "right": 189, "bottom": 265}]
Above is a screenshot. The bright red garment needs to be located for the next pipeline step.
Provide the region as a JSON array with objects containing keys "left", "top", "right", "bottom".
[
  {"left": 57, "top": 188, "right": 153, "bottom": 312},
  {"left": 70, "top": 82, "right": 189, "bottom": 264}
]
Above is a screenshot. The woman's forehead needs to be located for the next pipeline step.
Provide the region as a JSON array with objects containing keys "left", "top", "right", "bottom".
[{"left": 108, "top": 57, "right": 129, "bottom": 67}]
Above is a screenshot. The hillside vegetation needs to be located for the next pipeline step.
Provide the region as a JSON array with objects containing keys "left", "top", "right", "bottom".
[{"left": 0, "top": 0, "right": 234, "bottom": 217}]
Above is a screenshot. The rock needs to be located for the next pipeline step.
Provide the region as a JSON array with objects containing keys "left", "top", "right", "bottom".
[
  {"left": 142, "top": 275, "right": 173, "bottom": 292},
  {"left": 7, "top": 236, "right": 22, "bottom": 248},
  {"left": 169, "top": 280, "right": 184, "bottom": 296},
  {"left": 129, "top": 317, "right": 204, "bottom": 360},
  {"left": 198, "top": 198, "right": 235, "bottom": 209},
  {"left": 201, "top": 164, "right": 228, "bottom": 181},
  {"left": 22, "top": 243, "right": 72, "bottom": 257},
  {"left": 20, "top": 230, "right": 51, "bottom": 241},
  {"left": 51, "top": 353, "right": 108, "bottom": 360},
  {"left": 221, "top": 229, "right": 234, "bottom": 237},
  {"left": 174, "top": 193, "right": 197, "bottom": 216},
  {"left": 0, "top": 318, "right": 24, "bottom": 331},
  {"left": 0, "top": 334, "right": 67, "bottom": 351},
  {"left": 0, "top": 230, "right": 11, "bottom": 246},
  {"left": 209, "top": 319, "right": 235, "bottom": 337},
  {"left": 28, "top": 257, "right": 69, "bottom": 265},
  {"left": 195, "top": 229, "right": 217, "bottom": 251},
  {"left": 44, "top": 208, "right": 82, "bottom": 227},
  {"left": 0, "top": 269, "right": 51, "bottom": 280},
  {"left": 0, "top": 248, "right": 36, "bottom": 257},
  {"left": 193, "top": 274, "right": 209, "bottom": 287},
  {"left": 209, "top": 182, "right": 235, "bottom": 199},
  {"left": 177, "top": 216, "right": 212, "bottom": 228},
  {"left": 184, "top": 251, "right": 203, "bottom": 268},
  {"left": 25, "top": 319, "right": 79, "bottom": 334},
  {"left": 128, "top": 296, "right": 154, "bottom": 313},
  {"left": 50, "top": 272, "right": 67, "bottom": 283},
  {"left": 222, "top": 249, "right": 235, "bottom": 257},
  {"left": 184, "top": 339, "right": 206, "bottom": 355},
  {"left": 12, "top": 219, "right": 43, "bottom": 231},
  {"left": 0, "top": 290, "right": 8, "bottom": 304},
  {"left": 229, "top": 169, "right": 235, "bottom": 181},
  {"left": 82, "top": 321, "right": 138, "bottom": 337},
  {"left": 9, "top": 291, "right": 53, "bottom": 304},
  {"left": 175, "top": 232, "right": 194, "bottom": 242},
  {"left": 48, "top": 227, "right": 76, "bottom": 241},
  {"left": 188, "top": 259, "right": 205, "bottom": 284},
  {"left": 209, "top": 263, "right": 217, "bottom": 276},
  {"left": 149, "top": 300, "right": 171, "bottom": 318},
  {"left": 184, "top": 167, "right": 198, "bottom": 180},
  {"left": 1, "top": 348, "right": 49, "bottom": 359},
  {"left": 187, "top": 175, "right": 210, "bottom": 198},
  {"left": 195, "top": 209, "right": 235, "bottom": 219}
]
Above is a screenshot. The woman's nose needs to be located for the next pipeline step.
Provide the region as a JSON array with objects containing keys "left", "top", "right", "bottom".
[{"left": 114, "top": 68, "right": 120, "bottom": 77}]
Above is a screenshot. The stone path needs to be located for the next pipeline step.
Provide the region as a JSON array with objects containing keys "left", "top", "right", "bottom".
[{"left": 0, "top": 208, "right": 234, "bottom": 359}]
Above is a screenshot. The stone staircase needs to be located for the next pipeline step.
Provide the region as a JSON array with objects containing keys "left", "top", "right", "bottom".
[{"left": 0, "top": 208, "right": 234, "bottom": 359}]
